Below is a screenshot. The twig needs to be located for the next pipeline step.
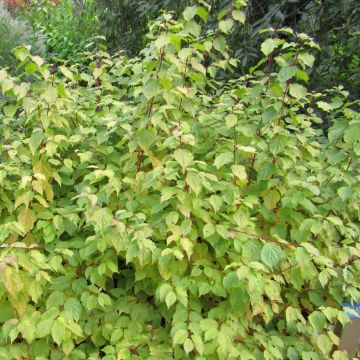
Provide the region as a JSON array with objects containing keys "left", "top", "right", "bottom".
[{"left": 228, "top": 228, "right": 297, "bottom": 247}]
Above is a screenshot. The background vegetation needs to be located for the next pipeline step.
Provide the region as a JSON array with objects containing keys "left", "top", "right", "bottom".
[
  {"left": 0, "top": 3, "right": 45, "bottom": 70},
  {"left": 4, "top": 0, "right": 359, "bottom": 97}
]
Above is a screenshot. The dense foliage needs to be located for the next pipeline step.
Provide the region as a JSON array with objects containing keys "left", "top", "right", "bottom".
[
  {"left": 0, "top": 3, "right": 45, "bottom": 69},
  {"left": 1, "top": 1, "right": 360, "bottom": 360},
  {"left": 21, "top": 0, "right": 99, "bottom": 62},
  {"left": 94, "top": 0, "right": 360, "bottom": 99}
]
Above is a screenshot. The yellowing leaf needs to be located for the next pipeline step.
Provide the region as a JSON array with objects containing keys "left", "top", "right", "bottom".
[
  {"left": 219, "top": 19, "right": 234, "bottom": 34},
  {"left": 18, "top": 208, "right": 36, "bottom": 233},
  {"left": 263, "top": 189, "right": 280, "bottom": 209},
  {"left": 165, "top": 291, "right": 177, "bottom": 308},
  {"left": 180, "top": 237, "right": 193, "bottom": 258},
  {"left": 317, "top": 334, "right": 332, "bottom": 356},
  {"left": 93, "top": 207, "right": 112, "bottom": 232},
  {"left": 59, "top": 66, "right": 74, "bottom": 80},
  {"left": 232, "top": 10, "right": 245, "bottom": 23},
  {"left": 186, "top": 172, "right": 202, "bottom": 195},
  {"left": 231, "top": 164, "right": 247, "bottom": 180},
  {"left": 225, "top": 114, "right": 237, "bottom": 128},
  {"left": 67, "top": 322, "right": 83, "bottom": 337}
]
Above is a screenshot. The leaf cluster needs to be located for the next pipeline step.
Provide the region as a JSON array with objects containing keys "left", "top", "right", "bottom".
[{"left": 0, "top": 2, "right": 359, "bottom": 359}]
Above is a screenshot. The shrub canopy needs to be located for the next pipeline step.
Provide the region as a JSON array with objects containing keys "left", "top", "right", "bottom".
[{"left": 0, "top": 2, "right": 359, "bottom": 360}]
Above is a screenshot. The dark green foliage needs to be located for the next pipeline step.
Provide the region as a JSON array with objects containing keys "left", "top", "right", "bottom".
[
  {"left": 94, "top": 0, "right": 191, "bottom": 55},
  {"left": 23, "top": 0, "right": 100, "bottom": 62},
  {"left": 94, "top": 0, "right": 245, "bottom": 56},
  {"left": 95, "top": 0, "right": 360, "bottom": 98}
]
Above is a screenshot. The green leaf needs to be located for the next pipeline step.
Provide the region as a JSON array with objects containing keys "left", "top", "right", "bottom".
[
  {"left": 269, "top": 135, "right": 286, "bottom": 155},
  {"left": 203, "top": 223, "right": 215, "bottom": 238},
  {"left": 298, "top": 53, "right": 315, "bottom": 67},
  {"left": 173, "top": 148, "right": 194, "bottom": 170},
  {"left": 214, "top": 151, "right": 233, "bottom": 168},
  {"left": 19, "top": 319, "right": 36, "bottom": 343},
  {"left": 143, "top": 79, "right": 161, "bottom": 99},
  {"left": 25, "top": 62, "right": 38, "bottom": 75},
  {"left": 64, "top": 298, "right": 82, "bottom": 322},
  {"left": 223, "top": 272, "right": 239, "bottom": 289},
  {"left": 0, "top": 300, "right": 15, "bottom": 322},
  {"left": 165, "top": 291, "right": 177, "bottom": 308},
  {"left": 180, "top": 237, "right": 193, "bottom": 258},
  {"left": 196, "top": 7, "right": 209, "bottom": 21},
  {"left": 278, "top": 66, "right": 298, "bottom": 82},
  {"left": 184, "top": 338, "right": 194, "bottom": 354},
  {"left": 137, "top": 127, "right": 157, "bottom": 150},
  {"left": 98, "top": 293, "right": 112, "bottom": 308},
  {"left": 308, "top": 311, "right": 326, "bottom": 332},
  {"left": 192, "top": 334, "right": 204, "bottom": 354},
  {"left": 173, "top": 329, "right": 188, "bottom": 345},
  {"left": 262, "top": 106, "right": 278, "bottom": 124},
  {"left": 337, "top": 187, "right": 353, "bottom": 201},
  {"left": 29, "top": 130, "right": 44, "bottom": 155},
  {"left": 261, "top": 38, "right": 278, "bottom": 56},
  {"left": 51, "top": 321, "right": 66, "bottom": 345},
  {"left": 155, "top": 35, "right": 170, "bottom": 49},
  {"left": 289, "top": 83, "right": 307, "bottom": 99},
  {"left": 22, "top": 97, "right": 36, "bottom": 114},
  {"left": 219, "top": 19, "right": 234, "bottom": 34},
  {"left": 185, "top": 20, "right": 201, "bottom": 37},
  {"left": 33, "top": 339, "right": 50, "bottom": 358},
  {"left": 37, "top": 320, "right": 53, "bottom": 338},
  {"left": 344, "top": 123, "right": 360, "bottom": 144},
  {"left": 332, "top": 350, "right": 350, "bottom": 360},
  {"left": 261, "top": 243, "right": 283, "bottom": 269},
  {"left": 328, "top": 120, "right": 347, "bottom": 143},
  {"left": 213, "top": 36, "right": 226, "bottom": 52},
  {"left": 110, "top": 329, "right": 123, "bottom": 344},
  {"left": 232, "top": 10, "right": 245, "bottom": 23},
  {"left": 242, "top": 240, "right": 262, "bottom": 261},
  {"left": 43, "top": 86, "right": 57, "bottom": 103},
  {"left": 165, "top": 212, "right": 179, "bottom": 226},
  {"left": 183, "top": 6, "right": 197, "bottom": 21},
  {"left": 316, "top": 101, "right": 332, "bottom": 111},
  {"left": 3, "top": 104, "right": 17, "bottom": 117},
  {"left": 67, "top": 322, "right": 83, "bottom": 337}
]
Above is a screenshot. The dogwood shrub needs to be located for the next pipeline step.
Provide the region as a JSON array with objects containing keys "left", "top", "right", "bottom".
[{"left": 0, "top": 2, "right": 359, "bottom": 359}]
